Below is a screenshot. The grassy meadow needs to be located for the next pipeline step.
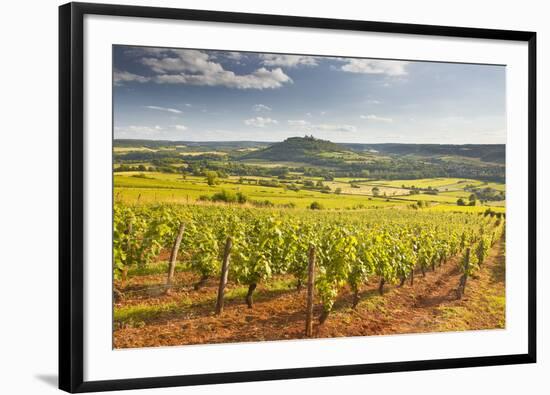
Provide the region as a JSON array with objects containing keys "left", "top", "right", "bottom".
[{"left": 114, "top": 171, "right": 505, "bottom": 212}]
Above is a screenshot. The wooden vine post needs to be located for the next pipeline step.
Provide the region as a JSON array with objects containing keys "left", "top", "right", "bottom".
[
  {"left": 457, "top": 247, "right": 471, "bottom": 299},
  {"left": 215, "top": 237, "right": 233, "bottom": 315},
  {"left": 166, "top": 222, "right": 186, "bottom": 290},
  {"left": 122, "top": 220, "right": 133, "bottom": 287},
  {"left": 305, "top": 245, "right": 316, "bottom": 337}
]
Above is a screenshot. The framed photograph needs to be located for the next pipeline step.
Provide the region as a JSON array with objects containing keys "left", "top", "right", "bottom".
[{"left": 59, "top": 2, "right": 536, "bottom": 393}]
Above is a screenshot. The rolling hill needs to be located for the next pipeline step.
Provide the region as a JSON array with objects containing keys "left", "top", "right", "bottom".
[
  {"left": 242, "top": 136, "right": 347, "bottom": 162},
  {"left": 113, "top": 136, "right": 506, "bottom": 182}
]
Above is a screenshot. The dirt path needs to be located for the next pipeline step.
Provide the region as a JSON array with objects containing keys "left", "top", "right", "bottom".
[
  {"left": 318, "top": 239, "right": 505, "bottom": 338},
  {"left": 114, "top": 240, "right": 505, "bottom": 348}
]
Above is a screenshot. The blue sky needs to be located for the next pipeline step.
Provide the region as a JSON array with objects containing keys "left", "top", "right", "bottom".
[{"left": 113, "top": 45, "right": 506, "bottom": 144}]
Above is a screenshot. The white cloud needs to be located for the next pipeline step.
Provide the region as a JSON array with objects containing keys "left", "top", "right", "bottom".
[
  {"left": 244, "top": 117, "right": 279, "bottom": 127},
  {"left": 316, "top": 123, "right": 357, "bottom": 132},
  {"left": 124, "top": 47, "right": 166, "bottom": 57},
  {"left": 145, "top": 105, "right": 182, "bottom": 114},
  {"left": 114, "top": 125, "right": 163, "bottom": 135},
  {"left": 225, "top": 52, "right": 244, "bottom": 61},
  {"left": 253, "top": 104, "right": 272, "bottom": 112},
  {"left": 259, "top": 54, "right": 318, "bottom": 68},
  {"left": 287, "top": 120, "right": 311, "bottom": 126},
  {"left": 341, "top": 59, "right": 409, "bottom": 76},
  {"left": 114, "top": 124, "right": 189, "bottom": 137},
  {"left": 114, "top": 70, "right": 150, "bottom": 85},
  {"left": 287, "top": 120, "right": 356, "bottom": 132},
  {"left": 136, "top": 49, "right": 292, "bottom": 89},
  {"left": 142, "top": 49, "right": 222, "bottom": 74},
  {"left": 366, "top": 99, "right": 381, "bottom": 104},
  {"left": 360, "top": 114, "right": 394, "bottom": 123},
  {"left": 153, "top": 67, "right": 291, "bottom": 89}
]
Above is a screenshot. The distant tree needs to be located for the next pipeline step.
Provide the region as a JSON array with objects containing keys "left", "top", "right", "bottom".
[
  {"left": 309, "top": 201, "right": 324, "bottom": 210},
  {"left": 190, "top": 164, "right": 202, "bottom": 176},
  {"left": 457, "top": 198, "right": 466, "bottom": 206},
  {"left": 372, "top": 186, "right": 380, "bottom": 197},
  {"left": 335, "top": 187, "right": 342, "bottom": 194},
  {"left": 217, "top": 170, "right": 228, "bottom": 178},
  {"left": 205, "top": 171, "right": 218, "bottom": 186},
  {"left": 287, "top": 183, "right": 300, "bottom": 192},
  {"left": 210, "top": 189, "right": 247, "bottom": 204},
  {"left": 236, "top": 192, "right": 247, "bottom": 204},
  {"left": 258, "top": 179, "right": 279, "bottom": 187}
]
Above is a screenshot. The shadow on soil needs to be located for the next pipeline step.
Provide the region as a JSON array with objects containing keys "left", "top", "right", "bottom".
[
  {"left": 490, "top": 245, "right": 506, "bottom": 284},
  {"left": 116, "top": 286, "right": 298, "bottom": 326}
]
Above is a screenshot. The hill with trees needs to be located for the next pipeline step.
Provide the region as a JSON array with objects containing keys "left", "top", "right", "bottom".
[{"left": 242, "top": 135, "right": 346, "bottom": 162}]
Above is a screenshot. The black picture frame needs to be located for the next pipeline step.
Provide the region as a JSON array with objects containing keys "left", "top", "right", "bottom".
[{"left": 59, "top": 2, "right": 537, "bottom": 393}]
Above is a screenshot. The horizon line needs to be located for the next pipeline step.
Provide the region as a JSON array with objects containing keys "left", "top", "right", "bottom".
[{"left": 113, "top": 137, "right": 505, "bottom": 146}]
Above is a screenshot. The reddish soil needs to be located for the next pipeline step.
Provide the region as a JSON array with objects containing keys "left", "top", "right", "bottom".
[{"left": 113, "top": 240, "right": 505, "bottom": 349}]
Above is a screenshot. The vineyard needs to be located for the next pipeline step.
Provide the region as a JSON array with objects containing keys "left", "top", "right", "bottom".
[{"left": 113, "top": 202, "right": 505, "bottom": 346}]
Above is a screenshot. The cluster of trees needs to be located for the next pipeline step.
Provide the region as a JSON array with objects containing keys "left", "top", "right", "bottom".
[
  {"left": 114, "top": 164, "right": 151, "bottom": 172},
  {"left": 457, "top": 194, "right": 478, "bottom": 206},
  {"left": 114, "top": 136, "right": 505, "bottom": 183},
  {"left": 200, "top": 189, "right": 248, "bottom": 204},
  {"left": 115, "top": 152, "right": 505, "bottom": 185},
  {"left": 198, "top": 189, "right": 296, "bottom": 209},
  {"left": 115, "top": 136, "right": 505, "bottom": 182},
  {"left": 411, "top": 200, "right": 430, "bottom": 209},
  {"left": 456, "top": 190, "right": 505, "bottom": 207},
  {"left": 309, "top": 201, "right": 324, "bottom": 210},
  {"left": 407, "top": 185, "right": 439, "bottom": 195},
  {"left": 303, "top": 179, "right": 331, "bottom": 193},
  {"left": 235, "top": 176, "right": 337, "bottom": 195},
  {"left": 464, "top": 186, "right": 505, "bottom": 202}
]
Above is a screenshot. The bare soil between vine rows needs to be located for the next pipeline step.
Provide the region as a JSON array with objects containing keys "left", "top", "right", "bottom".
[{"left": 113, "top": 240, "right": 505, "bottom": 349}]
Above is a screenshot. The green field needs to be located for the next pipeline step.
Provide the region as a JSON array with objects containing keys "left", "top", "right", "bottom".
[
  {"left": 366, "top": 177, "right": 483, "bottom": 189},
  {"left": 114, "top": 172, "right": 505, "bottom": 212},
  {"left": 113, "top": 137, "right": 505, "bottom": 213},
  {"left": 115, "top": 173, "right": 402, "bottom": 209}
]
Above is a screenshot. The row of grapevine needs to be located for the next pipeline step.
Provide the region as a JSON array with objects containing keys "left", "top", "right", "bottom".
[{"left": 114, "top": 203, "right": 504, "bottom": 323}]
